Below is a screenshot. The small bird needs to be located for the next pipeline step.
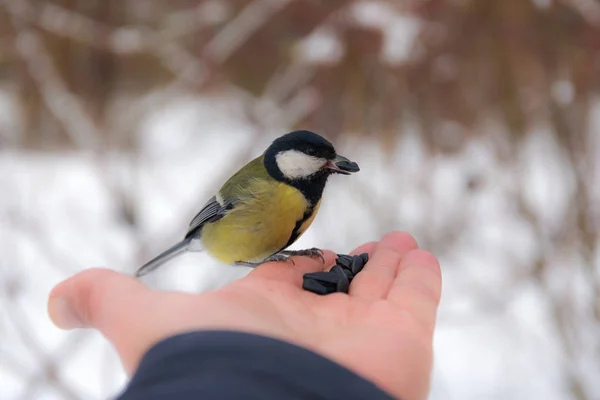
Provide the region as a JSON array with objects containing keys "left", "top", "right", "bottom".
[{"left": 134, "top": 130, "right": 360, "bottom": 277}]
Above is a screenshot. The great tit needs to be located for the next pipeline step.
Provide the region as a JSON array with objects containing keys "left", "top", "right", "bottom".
[{"left": 134, "top": 130, "right": 359, "bottom": 277}]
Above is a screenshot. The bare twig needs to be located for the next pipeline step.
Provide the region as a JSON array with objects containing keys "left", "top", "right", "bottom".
[
  {"left": 3, "top": 0, "right": 100, "bottom": 148},
  {"left": 203, "top": 0, "right": 293, "bottom": 63}
]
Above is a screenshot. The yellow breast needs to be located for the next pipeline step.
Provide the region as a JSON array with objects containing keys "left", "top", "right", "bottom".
[{"left": 200, "top": 179, "right": 318, "bottom": 264}]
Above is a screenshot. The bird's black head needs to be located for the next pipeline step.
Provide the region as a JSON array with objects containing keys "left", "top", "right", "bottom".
[{"left": 264, "top": 130, "right": 359, "bottom": 202}]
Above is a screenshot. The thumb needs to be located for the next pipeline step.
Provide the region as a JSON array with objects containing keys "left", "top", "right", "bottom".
[
  {"left": 48, "top": 267, "right": 148, "bottom": 330},
  {"left": 48, "top": 268, "right": 154, "bottom": 371}
]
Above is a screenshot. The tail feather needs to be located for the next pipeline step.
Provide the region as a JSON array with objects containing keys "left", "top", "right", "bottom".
[{"left": 135, "top": 239, "right": 191, "bottom": 277}]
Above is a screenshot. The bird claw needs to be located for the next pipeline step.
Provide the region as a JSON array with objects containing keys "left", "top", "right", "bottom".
[
  {"left": 264, "top": 253, "right": 296, "bottom": 265},
  {"left": 279, "top": 247, "right": 325, "bottom": 263},
  {"left": 234, "top": 253, "right": 295, "bottom": 268},
  {"left": 235, "top": 248, "right": 324, "bottom": 268}
]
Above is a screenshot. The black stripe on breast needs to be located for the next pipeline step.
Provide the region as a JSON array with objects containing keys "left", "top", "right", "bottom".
[{"left": 282, "top": 203, "right": 317, "bottom": 250}]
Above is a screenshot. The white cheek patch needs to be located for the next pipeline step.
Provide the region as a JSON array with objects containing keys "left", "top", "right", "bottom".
[{"left": 275, "top": 150, "right": 326, "bottom": 179}]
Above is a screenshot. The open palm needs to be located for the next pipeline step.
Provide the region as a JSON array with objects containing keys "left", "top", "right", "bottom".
[{"left": 48, "top": 231, "right": 442, "bottom": 400}]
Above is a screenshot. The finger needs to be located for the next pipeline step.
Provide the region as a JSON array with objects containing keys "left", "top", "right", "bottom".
[
  {"left": 349, "top": 231, "right": 418, "bottom": 300},
  {"left": 349, "top": 241, "right": 377, "bottom": 257},
  {"left": 387, "top": 249, "right": 442, "bottom": 334},
  {"left": 48, "top": 268, "right": 156, "bottom": 369},
  {"left": 248, "top": 250, "right": 337, "bottom": 285}
]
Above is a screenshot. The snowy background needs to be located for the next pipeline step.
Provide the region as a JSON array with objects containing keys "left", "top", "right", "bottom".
[{"left": 1, "top": 1, "right": 599, "bottom": 399}]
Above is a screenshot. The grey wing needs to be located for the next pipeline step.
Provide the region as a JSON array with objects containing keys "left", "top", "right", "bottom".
[{"left": 185, "top": 195, "right": 233, "bottom": 238}]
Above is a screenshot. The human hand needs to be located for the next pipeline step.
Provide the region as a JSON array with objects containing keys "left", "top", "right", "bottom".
[{"left": 48, "top": 231, "right": 442, "bottom": 400}]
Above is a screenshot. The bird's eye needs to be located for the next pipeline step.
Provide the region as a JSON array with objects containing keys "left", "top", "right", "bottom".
[{"left": 306, "top": 148, "right": 317, "bottom": 156}]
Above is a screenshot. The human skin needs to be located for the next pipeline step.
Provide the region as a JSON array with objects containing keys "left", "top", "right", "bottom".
[{"left": 48, "top": 231, "right": 442, "bottom": 400}]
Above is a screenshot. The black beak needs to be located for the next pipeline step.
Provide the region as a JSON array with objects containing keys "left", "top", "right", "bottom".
[{"left": 326, "top": 154, "right": 360, "bottom": 175}]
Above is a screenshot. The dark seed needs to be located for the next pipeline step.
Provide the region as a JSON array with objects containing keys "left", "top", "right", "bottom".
[
  {"left": 360, "top": 253, "right": 369, "bottom": 264},
  {"left": 345, "top": 269, "right": 355, "bottom": 283},
  {"left": 303, "top": 271, "right": 339, "bottom": 285},
  {"left": 336, "top": 254, "right": 353, "bottom": 269},
  {"left": 303, "top": 252, "right": 369, "bottom": 295},
  {"left": 351, "top": 255, "right": 365, "bottom": 275},
  {"left": 336, "top": 272, "right": 350, "bottom": 293},
  {"left": 302, "top": 279, "right": 334, "bottom": 295},
  {"left": 330, "top": 265, "right": 347, "bottom": 276}
]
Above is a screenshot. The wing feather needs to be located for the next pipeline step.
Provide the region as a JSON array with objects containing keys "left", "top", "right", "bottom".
[
  {"left": 185, "top": 155, "right": 269, "bottom": 238},
  {"left": 185, "top": 195, "right": 233, "bottom": 237}
]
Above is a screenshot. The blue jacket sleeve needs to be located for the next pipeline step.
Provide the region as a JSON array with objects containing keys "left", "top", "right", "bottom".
[{"left": 116, "top": 330, "right": 396, "bottom": 400}]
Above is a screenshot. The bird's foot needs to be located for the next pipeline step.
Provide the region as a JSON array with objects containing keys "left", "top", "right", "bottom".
[
  {"left": 234, "top": 253, "right": 296, "bottom": 268},
  {"left": 234, "top": 248, "right": 324, "bottom": 268},
  {"left": 264, "top": 253, "right": 296, "bottom": 265},
  {"left": 279, "top": 247, "right": 325, "bottom": 263}
]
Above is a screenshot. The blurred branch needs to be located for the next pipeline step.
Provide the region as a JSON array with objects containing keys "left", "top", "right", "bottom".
[
  {"left": 10, "top": 209, "right": 93, "bottom": 276},
  {"left": 113, "top": 0, "right": 299, "bottom": 140},
  {"left": 0, "top": 34, "right": 15, "bottom": 61},
  {"left": 203, "top": 0, "right": 292, "bottom": 63},
  {"left": 34, "top": 2, "right": 226, "bottom": 52},
  {"left": 11, "top": 0, "right": 300, "bottom": 90},
  {"left": 561, "top": 0, "right": 600, "bottom": 27},
  {"left": 7, "top": 1, "right": 209, "bottom": 88},
  {"left": 510, "top": 141, "right": 596, "bottom": 400},
  {"left": 2, "top": 295, "right": 84, "bottom": 400},
  {"left": 17, "top": 330, "right": 90, "bottom": 400},
  {"left": 160, "top": 2, "right": 231, "bottom": 39},
  {"left": 3, "top": 0, "right": 100, "bottom": 149},
  {"left": 0, "top": 348, "right": 30, "bottom": 378}
]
